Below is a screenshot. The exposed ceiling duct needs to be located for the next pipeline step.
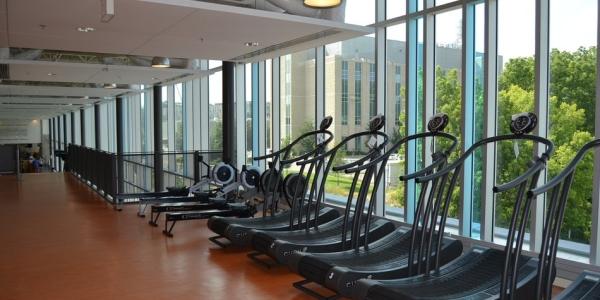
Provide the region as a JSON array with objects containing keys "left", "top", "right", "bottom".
[{"left": 5, "top": 48, "right": 201, "bottom": 70}]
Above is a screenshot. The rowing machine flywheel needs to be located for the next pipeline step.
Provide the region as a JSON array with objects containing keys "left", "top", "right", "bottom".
[
  {"left": 241, "top": 166, "right": 261, "bottom": 189},
  {"left": 260, "top": 169, "right": 283, "bottom": 193},
  {"left": 282, "top": 173, "right": 307, "bottom": 200},
  {"left": 212, "top": 162, "right": 235, "bottom": 185}
]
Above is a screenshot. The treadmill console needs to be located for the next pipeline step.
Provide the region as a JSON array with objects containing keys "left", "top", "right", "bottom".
[
  {"left": 368, "top": 114, "right": 385, "bottom": 132},
  {"left": 320, "top": 116, "right": 334, "bottom": 130},
  {"left": 427, "top": 113, "right": 449, "bottom": 133},
  {"left": 510, "top": 112, "right": 537, "bottom": 135}
]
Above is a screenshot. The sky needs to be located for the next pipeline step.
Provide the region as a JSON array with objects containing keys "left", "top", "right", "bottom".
[
  {"left": 343, "top": 0, "right": 597, "bottom": 61},
  {"left": 208, "top": 0, "right": 597, "bottom": 101}
]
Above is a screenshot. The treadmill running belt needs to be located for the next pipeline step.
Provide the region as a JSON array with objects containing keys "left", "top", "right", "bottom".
[{"left": 359, "top": 248, "right": 538, "bottom": 300}]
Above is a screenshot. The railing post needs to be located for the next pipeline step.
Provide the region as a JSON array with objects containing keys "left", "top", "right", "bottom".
[{"left": 193, "top": 151, "right": 200, "bottom": 183}]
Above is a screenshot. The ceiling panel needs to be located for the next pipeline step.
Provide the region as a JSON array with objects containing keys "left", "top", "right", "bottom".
[
  {"left": 6, "top": 62, "right": 192, "bottom": 85},
  {"left": 0, "top": 96, "right": 95, "bottom": 105},
  {"left": 0, "top": 85, "right": 132, "bottom": 97},
  {"left": 6, "top": 0, "right": 371, "bottom": 61},
  {"left": 7, "top": 0, "right": 193, "bottom": 54}
]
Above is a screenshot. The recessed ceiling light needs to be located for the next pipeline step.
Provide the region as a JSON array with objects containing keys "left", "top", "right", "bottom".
[
  {"left": 151, "top": 57, "right": 170, "bottom": 68},
  {"left": 103, "top": 83, "right": 117, "bottom": 89},
  {"left": 47, "top": 73, "right": 56, "bottom": 76},
  {"left": 77, "top": 26, "right": 95, "bottom": 33},
  {"left": 245, "top": 42, "right": 259, "bottom": 47}
]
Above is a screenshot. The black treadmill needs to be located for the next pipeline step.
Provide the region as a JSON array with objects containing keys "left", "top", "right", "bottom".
[
  {"left": 530, "top": 139, "right": 600, "bottom": 300},
  {"left": 206, "top": 116, "right": 341, "bottom": 247},
  {"left": 248, "top": 115, "right": 396, "bottom": 267},
  {"left": 288, "top": 113, "right": 464, "bottom": 299},
  {"left": 353, "top": 112, "right": 555, "bottom": 300},
  {"left": 556, "top": 271, "right": 600, "bottom": 300}
]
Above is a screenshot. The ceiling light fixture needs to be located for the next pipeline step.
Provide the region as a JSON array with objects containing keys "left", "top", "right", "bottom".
[
  {"left": 151, "top": 57, "right": 170, "bottom": 68},
  {"left": 304, "top": 0, "right": 342, "bottom": 8},
  {"left": 245, "top": 42, "right": 259, "bottom": 47},
  {"left": 103, "top": 83, "right": 117, "bottom": 89},
  {"left": 47, "top": 73, "right": 56, "bottom": 76},
  {"left": 77, "top": 26, "right": 95, "bottom": 33}
]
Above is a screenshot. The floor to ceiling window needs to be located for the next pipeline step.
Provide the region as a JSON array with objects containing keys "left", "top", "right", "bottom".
[
  {"left": 324, "top": 35, "right": 375, "bottom": 200},
  {"left": 494, "top": 0, "right": 536, "bottom": 249},
  {"left": 547, "top": 0, "right": 597, "bottom": 262},
  {"left": 385, "top": 23, "right": 407, "bottom": 219}
]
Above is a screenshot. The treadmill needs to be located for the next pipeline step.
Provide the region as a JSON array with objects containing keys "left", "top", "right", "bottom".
[
  {"left": 353, "top": 112, "right": 555, "bottom": 300},
  {"left": 556, "top": 271, "right": 600, "bottom": 300},
  {"left": 288, "top": 113, "right": 464, "bottom": 299},
  {"left": 247, "top": 115, "right": 396, "bottom": 268},
  {"left": 206, "top": 116, "right": 341, "bottom": 247},
  {"left": 527, "top": 138, "right": 600, "bottom": 300}
]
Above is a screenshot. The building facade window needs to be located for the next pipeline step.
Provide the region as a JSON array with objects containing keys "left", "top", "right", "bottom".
[
  {"left": 369, "top": 63, "right": 376, "bottom": 118},
  {"left": 354, "top": 62, "right": 362, "bottom": 125},
  {"left": 341, "top": 61, "right": 349, "bottom": 125}
]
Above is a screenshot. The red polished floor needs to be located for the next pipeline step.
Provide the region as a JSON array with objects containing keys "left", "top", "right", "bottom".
[{"left": 0, "top": 173, "right": 315, "bottom": 300}]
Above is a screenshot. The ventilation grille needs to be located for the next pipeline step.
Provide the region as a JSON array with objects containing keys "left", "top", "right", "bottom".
[
  {"left": 231, "top": 29, "right": 342, "bottom": 61},
  {"left": 0, "top": 64, "right": 9, "bottom": 79}
]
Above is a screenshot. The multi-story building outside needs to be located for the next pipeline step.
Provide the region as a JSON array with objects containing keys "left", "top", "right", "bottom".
[{"left": 279, "top": 36, "right": 494, "bottom": 154}]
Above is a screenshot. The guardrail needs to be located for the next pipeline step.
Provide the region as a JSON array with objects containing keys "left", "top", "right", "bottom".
[{"left": 67, "top": 144, "right": 222, "bottom": 207}]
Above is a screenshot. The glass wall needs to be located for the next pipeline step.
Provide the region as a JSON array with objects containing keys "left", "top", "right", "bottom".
[
  {"left": 323, "top": 36, "right": 375, "bottom": 200},
  {"left": 209, "top": 60, "right": 223, "bottom": 151},
  {"left": 547, "top": 0, "right": 597, "bottom": 261},
  {"left": 494, "top": 0, "right": 536, "bottom": 249},
  {"left": 384, "top": 23, "right": 407, "bottom": 219}
]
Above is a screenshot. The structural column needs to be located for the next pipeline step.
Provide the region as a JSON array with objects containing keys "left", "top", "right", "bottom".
[
  {"left": 57, "top": 115, "right": 62, "bottom": 171},
  {"left": 153, "top": 85, "right": 164, "bottom": 192},
  {"left": 94, "top": 103, "right": 101, "bottom": 150},
  {"left": 49, "top": 117, "right": 54, "bottom": 170},
  {"left": 80, "top": 108, "right": 86, "bottom": 146},
  {"left": 116, "top": 97, "right": 124, "bottom": 194},
  {"left": 63, "top": 114, "right": 67, "bottom": 149},
  {"left": 222, "top": 61, "right": 235, "bottom": 163},
  {"left": 70, "top": 111, "right": 75, "bottom": 145}
]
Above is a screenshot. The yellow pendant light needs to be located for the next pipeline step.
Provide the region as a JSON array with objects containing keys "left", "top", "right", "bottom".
[{"left": 304, "top": 0, "right": 342, "bottom": 8}]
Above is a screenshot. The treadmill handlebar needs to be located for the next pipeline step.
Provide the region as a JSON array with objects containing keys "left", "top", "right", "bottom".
[
  {"left": 279, "top": 132, "right": 334, "bottom": 166},
  {"left": 344, "top": 131, "right": 458, "bottom": 175},
  {"left": 528, "top": 138, "right": 600, "bottom": 197},
  {"left": 297, "top": 131, "right": 389, "bottom": 167},
  {"left": 253, "top": 129, "right": 333, "bottom": 161},
  {"left": 417, "top": 134, "right": 554, "bottom": 185}
]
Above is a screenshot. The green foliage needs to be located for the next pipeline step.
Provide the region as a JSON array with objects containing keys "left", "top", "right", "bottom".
[
  {"left": 386, "top": 47, "right": 596, "bottom": 243},
  {"left": 210, "top": 120, "right": 223, "bottom": 150},
  {"left": 550, "top": 47, "right": 597, "bottom": 133},
  {"left": 498, "top": 57, "right": 535, "bottom": 92}
]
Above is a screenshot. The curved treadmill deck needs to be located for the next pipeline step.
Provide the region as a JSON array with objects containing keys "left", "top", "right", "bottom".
[
  {"left": 250, "top": 217, "right": 396, "bottom": 265},
  {"left": 287, "top": 228, "right": 462, "bottom": 297},
  {"left": 207, "top": 207, "right": 340, "bottom": 246},
  {"left": 355, "top": 246, "right": 542, "bottom": 300}
]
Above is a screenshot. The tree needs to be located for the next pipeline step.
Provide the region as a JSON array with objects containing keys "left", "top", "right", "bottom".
[{"left": 210, "top": 120, "right": 223, "bottom": 150}]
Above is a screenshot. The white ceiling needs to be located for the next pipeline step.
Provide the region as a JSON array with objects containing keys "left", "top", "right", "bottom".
[
  {"left": 0, "top": 0, "right": 372, "bottom": 120},
  {"left": 6, "top": 0, "right": 370, "bottom": 61}
]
